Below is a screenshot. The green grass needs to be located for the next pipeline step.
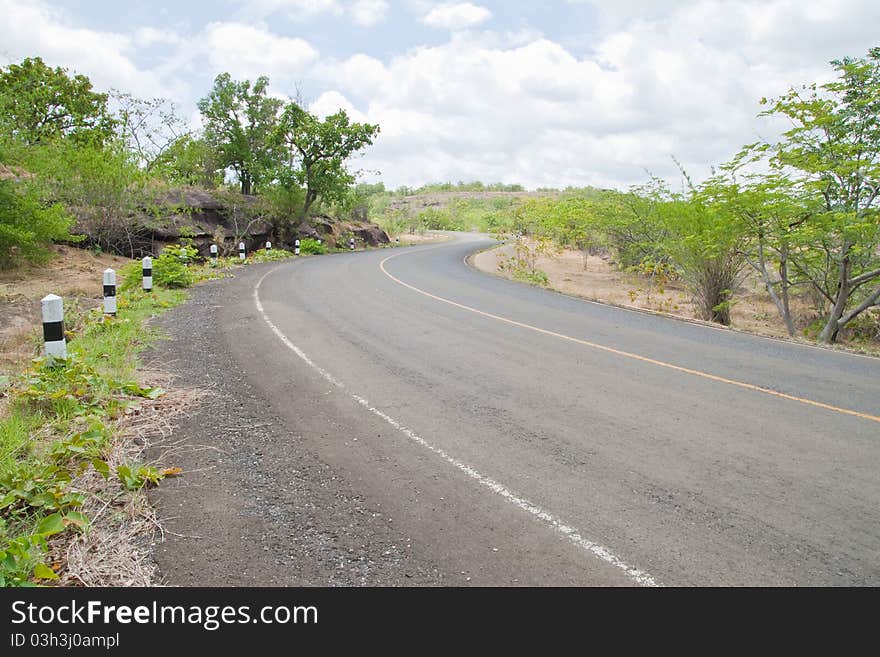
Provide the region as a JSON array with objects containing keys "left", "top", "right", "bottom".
[
  {"left": 0, "top": 408, "right": 43, "bottom": 467},
  {"left": 0, "top": 280, "right": 186, "bottom": 586}
]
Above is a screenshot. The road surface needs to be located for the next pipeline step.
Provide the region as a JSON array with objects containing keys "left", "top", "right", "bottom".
[{"left": 161, "top": 233, "right": 880, "bottom": 586}]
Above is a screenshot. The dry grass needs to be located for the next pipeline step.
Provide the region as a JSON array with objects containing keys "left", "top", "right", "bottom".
[{"left": 50, "top": 368, "right": 210, "bottom": 587}]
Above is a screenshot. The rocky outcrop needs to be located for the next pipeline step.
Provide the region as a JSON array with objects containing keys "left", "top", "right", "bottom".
[
  {"left": 126, "top": 187, "right": 389, "bottom": 256},
  {"left": 132, "top": 187, "right": 272, "bottom": 256},
  {"left": 309, "top": 215, "right": 390, "bottom": 248}
]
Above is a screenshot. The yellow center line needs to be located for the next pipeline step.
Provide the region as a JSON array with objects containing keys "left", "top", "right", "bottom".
[{"left": 379, "top": 250, "right": 880, "bottom": 425}]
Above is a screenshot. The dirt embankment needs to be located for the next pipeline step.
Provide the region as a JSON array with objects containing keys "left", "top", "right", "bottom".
[{"left": 0, "top": 245, "right": 132, "bottom": 373}]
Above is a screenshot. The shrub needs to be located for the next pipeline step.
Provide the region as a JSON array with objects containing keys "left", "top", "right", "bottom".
[
  {"left": 152, "top": 245, "right": 195, "bottom": 288},
  {"left": 249, "top": 248, "right": 293, "bottom": 262},
  {"left": 119, "top": 260, "right": 143, "bottom": 292},
  {"left": 0, "top": 178, "right": 77, "bottom": 267},
  {"left": 298, "top": 238, "right": 327, "bottom": 254}
]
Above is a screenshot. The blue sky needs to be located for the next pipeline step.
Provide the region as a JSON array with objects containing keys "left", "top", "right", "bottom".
[{"left": 2, "top": 0, "right": 878, "bottom": 190}]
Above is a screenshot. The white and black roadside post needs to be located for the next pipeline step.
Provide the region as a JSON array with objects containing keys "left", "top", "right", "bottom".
[
  {"left": 41, "top": 294, "right": 67, "bottom": 361},
  {"left": 396, "top": 236, "right": 400, "bottom": 244},
  {"left": 349, "top": 237, "right": 355, "bottom": 251},
  {"left": 266, "top": 241, "right": 272, "bottom": 251},
  {"left": 142, "top": 256, "right": 153, "bottom": 292},
  {"left": 210, "top": 243, "right": 218, "bottom": 266},
  {"left": 239, "top": 241, "right": 246, "bottom": 260},
  {"left": 317, "top": 238, "right": 322, "bottom": 247},
  {"left": 103, "top": 268, "right": 117, "bottom": 317},
  {"left": 294, "top": 239, "right": 300, "bottom": 256}
]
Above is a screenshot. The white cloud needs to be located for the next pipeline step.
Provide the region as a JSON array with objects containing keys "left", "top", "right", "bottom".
[
  {"left": 203, "top": 22, "right": 319, "bottom": 86},
  {"left": 238, "top": 0, "right": 388, "bottom": 25},
  {"left": 349, "top": 0, "right": 389, "bottom": 26},
  {"left": 133, "top": 27, "right": 183, "bottom": 48},
  {"left": 309, "top": 90, "right": 369, "bottom": 122},
  {"left": 422, "top": 3, "right": 492, "bottom": 30},
  {"left": 0, "top": 0, "right": 175, "bottom": 99},
  {"left": 316, "top": 0, "right": 880, "bottom": 189},
  {"left": 239, "top": 0, "right": 343, "bottom": 21}
]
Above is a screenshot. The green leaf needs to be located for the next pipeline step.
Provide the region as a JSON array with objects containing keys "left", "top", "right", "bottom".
[
  {"left": 116, "top": 464, "right": 138, "bottom": 490},
  {"left": 63, "top": 511, "right": 90, "bottom": 530},
  {"left": 91, "top": 459, "right": 110, "bottom": 478},
  {"left": 33, "top": 563, "right": 58, "bottom": 580},
  {"left": 35, "top": 512, "right": 65, "bottom": 537},
  {"left": 0, "top": 492, "right": 20, "bottom": 509},
  {"left": 144, "top": 387, "right": 165, "bottom": 400}
]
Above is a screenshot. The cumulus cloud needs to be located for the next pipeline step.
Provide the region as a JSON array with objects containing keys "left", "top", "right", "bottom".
[
  {"left": 309, "top": 90, "right": 369, "bottom": 122},
  {"left": 202, "top": 22, "right": 319, "bottom": 85},
  {"left": 239, "top": 0, "right": 343, "bottom": 21},
  {"left": 422, "top": 3, "right": 492, "bottom": 30},
  {"left": 316, "top": 0, "right": 880, "bottom": 189},
  {"left": 350, "top": 0, "right": 389, "bottom": 26},
  {"left": 238, "top": 0, "right": 388, "bottom": 25},
  {"left": 0, "top": 0, "right": 175, "bottom": 99},
  {"left": 133, "top": 27, "right": 183, "bottom": 48}
]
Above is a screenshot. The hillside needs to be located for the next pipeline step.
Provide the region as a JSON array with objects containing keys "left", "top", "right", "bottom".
[{"left": 384, "top": 190, "right": 558, "bottom": 215}]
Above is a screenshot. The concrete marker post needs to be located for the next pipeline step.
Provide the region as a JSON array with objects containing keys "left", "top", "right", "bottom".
[
  {"left": 294, "top": 239, "right": 300, "bottom": 256},
  {"left": 103, "top": 268, "right": 117, "bottom": 317},
  {"left": 266, "top": 241, "right": 272, "bottom": 251},
  {"left": 239, "top": 242, "right": 246, "bottom": 261},
  {"left": 142, "top": 256, "right": 153, "bottom": 292},
  {"left": 210, "top": 243, "right": 218, "bottom": 266},
  {"left": 41, "top": 294, "right": 67, "bottom": 361}
]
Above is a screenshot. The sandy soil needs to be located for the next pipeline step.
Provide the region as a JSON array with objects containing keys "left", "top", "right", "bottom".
[
  {"left": 474, "top": 241, "right": 878, "bottom": 352},
  {"left": 0, "top": 245, "right": 132, "bottom": 373}
]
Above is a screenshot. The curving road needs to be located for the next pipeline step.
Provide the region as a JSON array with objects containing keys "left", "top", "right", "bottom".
[{"left": 223, "top": 233, "right": 880, "bottom": 586}]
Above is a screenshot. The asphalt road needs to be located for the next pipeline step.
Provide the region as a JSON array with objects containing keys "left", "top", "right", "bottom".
[{"left": 218, "top": 233, "right": 880, "bottom": 586}]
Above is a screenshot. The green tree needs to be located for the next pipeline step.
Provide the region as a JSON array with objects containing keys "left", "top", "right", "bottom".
[
  {"left": 197, "top": 73, "right": 283, "bottom": 195},
  {"left": 0, "top": 57, "right": 114, "bottom": 145},
  {"left": 708, "top": 159, "right": 817, "bottom": 336},
  {"left": 521, "top": 195, "right": 600, "bottom": 266},
  {"left": 594, "top": 185, "right": 670, "bottom": 269},
  {"left": 759, "top": 47, "right": 880, "bottom": 343},
  {"left": 112, "top": 90, "right": 188, "bottom": 170},
  {"left": 274, "top": 103, "right": 379, "bottom": 219},
  {"left": 152, "top": 135, "right": 222, "bottom": 188},
  {"left": 657, "top": 176, "right": 747, "bottom": 326}
]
